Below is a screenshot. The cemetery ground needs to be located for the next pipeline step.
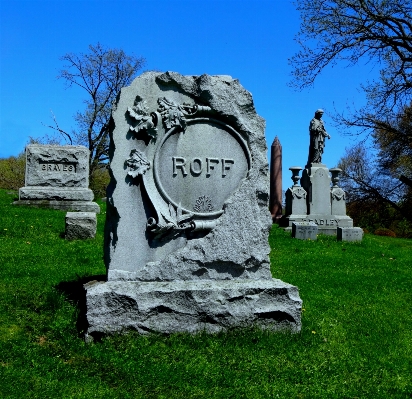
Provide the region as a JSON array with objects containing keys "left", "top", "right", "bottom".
[{"left": 0, "top": 189, "right": 411, "bottom": 399}]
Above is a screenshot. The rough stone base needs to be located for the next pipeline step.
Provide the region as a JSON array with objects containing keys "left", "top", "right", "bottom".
[
  {"left": 84, "top": 279, "right": 302, "bottom": 339},
  {"left": 13, "top": 200, "right": 100, "bottom": 213}
]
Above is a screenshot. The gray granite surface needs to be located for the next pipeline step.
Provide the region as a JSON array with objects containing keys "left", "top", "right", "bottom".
[{"left": 85, "top": 71, "right": 302, "bottom": 337}]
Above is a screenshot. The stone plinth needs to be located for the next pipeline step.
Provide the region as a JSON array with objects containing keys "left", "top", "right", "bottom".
[
  {"left": 285, "top": 186, "right": 307, "bottom": 216},
  {"left": 85, "top": 279, "right": 302, "bottom": 339},
  {"left": 84, "top": 72, "right": 301, "bottom": 338},
  {"left": 337, "top": 227, "right": 363, "bottom": 242},
  {"left": 14, "top": 145, "right": 100, "bottom": 213},
  {"left": 292, "top": 222, "right": 317, "bottom": 240},
  {"left": 282, "top": 163, "right": 353, "bottom": 235},
  {"left": 65, "top": 212, "right": 97, "bottom": 240}
]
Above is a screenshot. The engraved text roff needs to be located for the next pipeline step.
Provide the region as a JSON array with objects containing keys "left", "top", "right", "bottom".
[{"left": 154, "top": 118, "right": 250, "bottom": 215}]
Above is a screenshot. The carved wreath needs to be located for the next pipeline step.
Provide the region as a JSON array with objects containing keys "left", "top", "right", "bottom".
[{"left": 127, "top": 97, "right": 213, "bottom": 140}]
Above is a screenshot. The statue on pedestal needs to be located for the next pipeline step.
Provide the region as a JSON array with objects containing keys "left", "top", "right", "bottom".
[{"left": 307, "top": 109, "right": 330, "bottom": 165}]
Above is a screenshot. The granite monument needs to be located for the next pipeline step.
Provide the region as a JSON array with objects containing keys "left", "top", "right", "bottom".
[
  {"left": 84, "top": 71, "right": 302, "bottom": 338},
  {"left": 281, "top": 110, "right": 354, "bottom": 235}
]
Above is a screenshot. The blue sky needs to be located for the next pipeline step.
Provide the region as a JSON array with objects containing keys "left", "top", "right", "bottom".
[{"left": 0, "top": 0, "right": 376, "bottom": 188}]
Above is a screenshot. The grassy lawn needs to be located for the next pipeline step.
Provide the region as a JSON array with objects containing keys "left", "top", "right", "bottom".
[{"left": 0, "top": 188, "right": 411, "bottom": 398}]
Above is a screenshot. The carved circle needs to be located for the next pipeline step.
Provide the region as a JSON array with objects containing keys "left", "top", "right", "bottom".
[{"left": 153, "top": 118, "right": 251, "bottom": 217}]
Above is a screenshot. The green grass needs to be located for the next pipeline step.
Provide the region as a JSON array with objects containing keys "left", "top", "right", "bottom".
[{"left": 0, "top": 188, "right": 411, "bottom": 398}]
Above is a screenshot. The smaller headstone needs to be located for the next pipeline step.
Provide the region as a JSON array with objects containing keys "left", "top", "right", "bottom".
[
  {"left": 337, "top": 227, "right": 363, "bottom": 242},
  {"left": 292, "top": 222, "right": 318, "bottom": 240},
  {"left": 14, "top": 144, "right": 100, "bottom": 213},
  {"left": 65, "top": 212, "right": 97, "bottom": 240}
]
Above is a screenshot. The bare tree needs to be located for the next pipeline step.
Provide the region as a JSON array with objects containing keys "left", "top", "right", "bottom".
[
  {"left": 290, "top": 0, "right": 412, "bottom": 224},
  {"left": 337, "top": 142, "right": 412, "bottom": 223},
  {"left": 50, "top": 43, "right": 145, "bottom": 183},
  {"left": 373, "top": 102, "right": 412, "bottom": 185},
  {"left": 290, "top": 0, "right": 412, "bottom": 116}
]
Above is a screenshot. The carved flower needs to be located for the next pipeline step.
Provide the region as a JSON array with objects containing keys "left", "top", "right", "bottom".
[{"left": 194, "top": 195, "right": 213, "bottom": 213}]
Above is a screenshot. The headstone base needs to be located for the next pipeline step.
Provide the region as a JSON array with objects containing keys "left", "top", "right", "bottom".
[
  {"left": 19, "top": 187, "right": 94, "bottom": 201},
  {"left": 13, "top": 199, "right": 100, "bottom": 213},
  {"left": 282, "top": 214, "right": 353, "bottom": 235},
  {"left": 84, "top": 279, "right": 302, "bottom": 339}
]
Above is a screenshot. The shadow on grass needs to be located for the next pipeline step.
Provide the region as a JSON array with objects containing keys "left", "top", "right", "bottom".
[{"left": 55, "top": 274, "right": 106, "bottom": 337}]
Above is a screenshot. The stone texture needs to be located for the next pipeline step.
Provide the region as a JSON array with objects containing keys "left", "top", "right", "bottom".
[
  {"left": 19, "top": 187, "right": 94, "bottom": 201},
  {"left": 65, "top": 212, "right": 97, "bottom": 240},
  {"left": 13, "top": 200, "right": 100, "bottom": 213},
  {"left": 337, "top": 227, "right": 363, "bottom": 242},
  {"left": 14, "top": 144, "right": 100, "bottom": 213},
  {"left": 292, "top": 222, "right": 318, "bottom": 240},
  {"left": 84, "top": 71, "right": 302, "bottom": 337},
  {"left": 85, "top": 279, "right": 302, "bottom": 337}
]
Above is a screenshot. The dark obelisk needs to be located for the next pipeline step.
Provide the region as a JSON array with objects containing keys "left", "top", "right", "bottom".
[{"left": 270, "top": 136, "right": 282, "bottom": 222}]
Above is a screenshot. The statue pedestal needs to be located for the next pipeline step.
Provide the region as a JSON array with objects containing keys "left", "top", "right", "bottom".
[{"left": 281, "top": 164, "right": 353, "bottom": 235}]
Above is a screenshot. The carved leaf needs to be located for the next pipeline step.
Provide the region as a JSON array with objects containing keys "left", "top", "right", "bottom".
[
  {"left": 168, "top": 203, "right": 177, "bottom": 221},
  {"left": 157, "top": 97, "right": 188, "bottom": 130},
  {"left": 127, "top": 100, "right": 157, "bottom": 138},
  {"left": 126, "top": 149, "right": 150, "bottom": 177}
]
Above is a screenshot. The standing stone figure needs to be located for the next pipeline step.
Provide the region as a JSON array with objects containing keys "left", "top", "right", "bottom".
[{"left": 307, "top": 109, "right": 330, "bottom": 165}]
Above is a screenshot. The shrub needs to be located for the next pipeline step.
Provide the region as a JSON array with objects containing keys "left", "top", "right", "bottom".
[
  {"left": 374, "top": 228, "right": 397, "bottom": 237},
  {"left": 90, "top": 165, "right": 110, "bottom": 199},
  {"left": 0, "top": 153, "right": 25, "bottom": 190}
]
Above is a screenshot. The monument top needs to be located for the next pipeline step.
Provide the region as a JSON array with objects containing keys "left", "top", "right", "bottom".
[{"left": 307, "top": 110, "right": 331, "bottom": 166}]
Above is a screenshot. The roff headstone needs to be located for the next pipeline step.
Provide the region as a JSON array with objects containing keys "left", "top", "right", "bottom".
[
  {"left": 14, "top": 145, "right": 100, "bottom": 212},
  {"left": 84, "top": 71, "right": 302, "bottom": 338},
  {"left": 292, "top": 222, "right": 318, "bottom": 240},
  {"left": 337, "top": 227, "right": 363, "bottom": 242}
]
